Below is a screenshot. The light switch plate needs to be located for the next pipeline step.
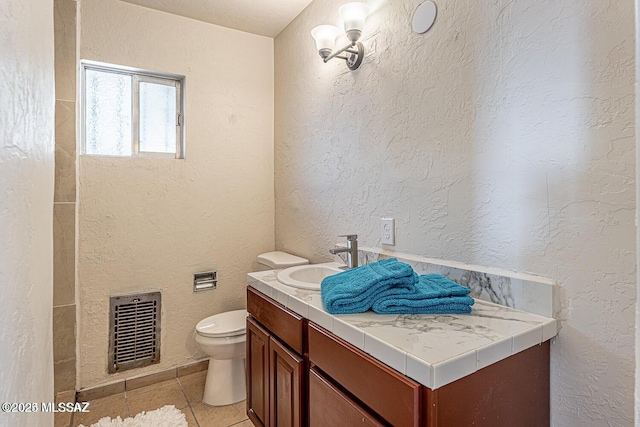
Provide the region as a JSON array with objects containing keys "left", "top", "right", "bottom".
[{"left": 381, "top": 218, "right": 395, "bottom": 245}]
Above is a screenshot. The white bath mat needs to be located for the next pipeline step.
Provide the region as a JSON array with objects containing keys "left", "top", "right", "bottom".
[{"left": 78, "top": 405, "right": 188, "bottom": 427}]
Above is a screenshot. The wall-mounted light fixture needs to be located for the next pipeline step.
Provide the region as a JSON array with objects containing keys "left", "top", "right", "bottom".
[{"left": 310, "top": 2, "right": 370, "bottom": 71}]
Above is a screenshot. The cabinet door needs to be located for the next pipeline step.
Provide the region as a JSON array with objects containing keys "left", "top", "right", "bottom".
[
  {"left": 247, "top": 317, "right": 270, "bottom": 427},
  {"left": 309, "top": 367, "right": 386, "bottom": 427},
  {"left": 269, "top": 337, "right": 304, "bottom": 427}
]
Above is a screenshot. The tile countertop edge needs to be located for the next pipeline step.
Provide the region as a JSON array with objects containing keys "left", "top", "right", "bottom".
[{"left": 246, "top": 272, "right": 557, "bottom": 390}]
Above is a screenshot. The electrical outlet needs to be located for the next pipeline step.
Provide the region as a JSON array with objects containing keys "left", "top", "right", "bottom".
[{"left": 381, "top": 218, "right": 395, "bottom": 245}]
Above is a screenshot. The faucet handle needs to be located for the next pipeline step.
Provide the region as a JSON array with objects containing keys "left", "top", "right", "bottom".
[{"left": 339, "top": 234, "right": 358, "bottom": 241}]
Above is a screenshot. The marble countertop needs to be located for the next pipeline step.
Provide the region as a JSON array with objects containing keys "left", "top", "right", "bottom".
[{"left": 247, "top": 264, "right": 557, "bottom": 390}]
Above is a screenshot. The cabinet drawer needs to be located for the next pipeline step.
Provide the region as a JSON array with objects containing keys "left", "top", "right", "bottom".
[
  {"left": 247, "top": 287, "right": 304, "bottom": 354},
  {"left": 309, "top": 367, "right": 385, "bottom": 427},
  {"left": 308, "top": 323, "right": 421, "bottom": 427}
]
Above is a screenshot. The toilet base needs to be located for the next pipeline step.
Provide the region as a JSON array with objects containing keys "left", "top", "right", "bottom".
[{"left": 202, "top": 357, "right": 246, "bottom": 406}]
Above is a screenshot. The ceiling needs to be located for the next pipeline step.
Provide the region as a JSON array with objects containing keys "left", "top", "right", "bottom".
[{"left": 120, "top": 0, "right": 315, "bottom": 38}]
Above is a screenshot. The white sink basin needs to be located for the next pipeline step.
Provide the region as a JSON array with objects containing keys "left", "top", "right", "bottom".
[{"left": 276, "top": 264, "right": 343, "bottom": 290}]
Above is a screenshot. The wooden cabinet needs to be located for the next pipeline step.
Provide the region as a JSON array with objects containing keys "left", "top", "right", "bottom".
[
  {"left": 247, "top": 287, "right": 551, "bottom": 427},
  {"left": 247, "top": 288, "right": 305, "bottom": 427}
]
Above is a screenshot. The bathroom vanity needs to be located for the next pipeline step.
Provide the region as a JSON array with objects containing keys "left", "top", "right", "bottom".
[{"left": 246, "top": 269, "right": 556, "bottom": 427}]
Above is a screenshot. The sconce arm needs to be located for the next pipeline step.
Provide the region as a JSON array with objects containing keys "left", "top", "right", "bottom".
[
  {"left": 322, "top": 41, "right": 365, "bottom": 70},
  {"left": 324, "top": 42, "right": 356, "bottom": 62}
]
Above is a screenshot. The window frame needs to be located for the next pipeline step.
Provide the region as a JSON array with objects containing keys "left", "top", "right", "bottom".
[{"left": 80, "top": 60, "right": 186, "bottom": 159}]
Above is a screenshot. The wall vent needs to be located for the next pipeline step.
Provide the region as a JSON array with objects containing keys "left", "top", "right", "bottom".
[{"left": 108, "top": 292, "right": 161, "bottom": 373}]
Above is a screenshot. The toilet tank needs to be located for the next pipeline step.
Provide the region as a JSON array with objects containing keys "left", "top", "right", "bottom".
[{"left": 256, "top": 251, "right": 309, "bottom": 271}]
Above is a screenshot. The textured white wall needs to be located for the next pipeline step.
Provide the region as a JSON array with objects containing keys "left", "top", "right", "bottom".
[
  {"left": 636, "top": 1, "right": 640, "bottom": 423},
  {"left": 0, "top": 0, "right": 55, "bottom": 425},
  {"left": 78, "top": 0, "right": 274, "bottom": 387},
  {"left": 275, "top": 0, "right": 635, "bottom": 424}
]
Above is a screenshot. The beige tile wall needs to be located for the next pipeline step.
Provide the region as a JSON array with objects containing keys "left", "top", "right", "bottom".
[
  {"left": 53, "top": 0, "right": 76, "bottom": 394},
  {"left": 54, "top": 101, "right": 76, "bottom": 204}
]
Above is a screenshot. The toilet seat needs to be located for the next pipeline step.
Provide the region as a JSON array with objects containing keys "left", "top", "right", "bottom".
[{"left": 196, "top": 309, "right": 247, "bottom": 338}]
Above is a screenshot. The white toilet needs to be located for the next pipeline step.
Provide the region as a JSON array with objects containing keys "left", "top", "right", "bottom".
[
  {"left": 194, "top": 251, "right": 308, "bottom": 406},
  {"left": 194, "top": 309, "right": 248, "bottom": 406}
]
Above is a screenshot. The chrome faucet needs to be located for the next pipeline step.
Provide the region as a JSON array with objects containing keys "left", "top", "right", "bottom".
[{"left": 329, "top": 234, "right": 358, "bottom": 269}]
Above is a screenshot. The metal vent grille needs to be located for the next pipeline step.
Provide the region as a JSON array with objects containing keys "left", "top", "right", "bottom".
[{"left": 108, "top": 292, "right": 161, "bottom": 373}]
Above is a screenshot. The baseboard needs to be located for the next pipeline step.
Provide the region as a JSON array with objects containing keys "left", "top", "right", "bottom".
[{"left": 76, "top": 359, "right": 209, "bottom": 401}]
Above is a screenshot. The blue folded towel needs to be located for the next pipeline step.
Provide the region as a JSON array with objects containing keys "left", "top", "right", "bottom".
[
  {"left": 321, "top": 258, "right": 418, "bottom": 314},
  {"left": 372, "top": 274, "right": 474, "bottom": 314}
]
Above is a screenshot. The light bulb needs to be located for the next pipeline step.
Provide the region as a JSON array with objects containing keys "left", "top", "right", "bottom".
[
  {"left": 339, "top": 2, "right": 369, "bottom": 42},
  {"left": 311, "top": 25, "right": 340, "bottom": 58}
]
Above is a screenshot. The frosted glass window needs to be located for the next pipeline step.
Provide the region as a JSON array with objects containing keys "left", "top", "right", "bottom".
[
  {"left": 81, "top": 62, "right": 184, "bottom": 158},
  {"left": 139, "top": 82, "right": 177, "bottom": 153},
  {"left": 85, "top": 69, "right": 132, "bottom": 156}
]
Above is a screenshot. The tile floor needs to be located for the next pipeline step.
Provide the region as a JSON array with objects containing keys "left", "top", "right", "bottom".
[{"left": 54, "top": 371, "right": 254, "bottom": 427}]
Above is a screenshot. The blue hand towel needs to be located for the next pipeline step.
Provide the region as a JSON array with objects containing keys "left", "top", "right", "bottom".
[
  {"left": 321, "top": 258, "right": 418, "bottom": 314},
  {"left": 372, "top": 274, "right": 474, "bottom": 314}
]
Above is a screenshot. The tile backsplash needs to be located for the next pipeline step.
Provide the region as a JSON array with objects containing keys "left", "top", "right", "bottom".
[{"left": 336, "top": 246, "right": 556, "bottom": 319}]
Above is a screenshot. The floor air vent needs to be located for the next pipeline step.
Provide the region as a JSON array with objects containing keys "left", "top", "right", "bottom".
[{"left": 108, "top": 292, "right": 161, "bottom": 373}]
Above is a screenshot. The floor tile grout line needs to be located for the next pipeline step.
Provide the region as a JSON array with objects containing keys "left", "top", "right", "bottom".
[
  {"left": 124, "top": 390, "right": 130, "bottom": 418},
  {"left": 72, "top": 390, "right": 77, "bottom": 426},
  {"left": 176, "top": 376, "right": 191, "bottom": 406},
  {"left": 177, "top": 375, "right": 201, "bottom": 427},
  {"left": 188, "top": 405, "right": 201, "bottom": 427}
]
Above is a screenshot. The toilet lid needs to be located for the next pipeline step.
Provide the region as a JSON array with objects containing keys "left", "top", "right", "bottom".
[
  {"left": 257, "top": 251, "right": 309, "bottom": 269},
  {"left": 196, "top": 309, "right": 248, "bottom": 338}
]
